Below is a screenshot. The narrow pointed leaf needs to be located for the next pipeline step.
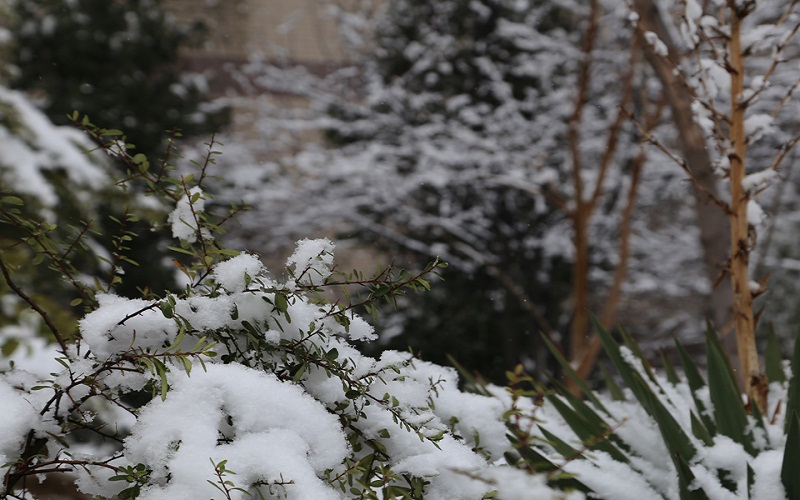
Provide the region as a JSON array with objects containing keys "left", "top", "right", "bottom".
[
  {"left": 593, "top": 317, "right": 696, "bottom": 464},
  {"left": 781, "top": 411, "right": 800, "bottom": 499},
  {"left": 599, "top": 364, "right": 625, "bottom": 401},
  {"left": 765, "top": 325, "right": 785, "bottom": 383},
  {"left": 676, "top": 340, "right": 716, "bottom": 434},
  {"left": 619, "top": 326, "right": 658, "bottom": 384},
  {"left": 786, "top": 332, "right": 800, "bottom": 434},
  {"left": 546, "top": 385, "right": 629, "bottom": 463},
  {"left": 689, "top": 411, "right": 713, "bottom": 447},
  {"left": 661, "top": 348, "right": 680, "bottom": 385},
  {"left": 507, "top": 432, "right": 558, "bottom": 473},
  {"left": 706, "top": 325, "right": 755, "bottom": 454},
  {"left": 539, "top": 426, "right": 579, "bottom": 458},
  {"left": 676, "top": 453, "right": 708, "bottom": 500},
  {"left": 541, "top": 332, "right": 610, "bottom": 415}
]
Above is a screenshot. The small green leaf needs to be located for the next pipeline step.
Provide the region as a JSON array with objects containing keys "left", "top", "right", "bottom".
[
  {"left": 274, "top": 292, "right": 289, "bottom": 313},
  {"left": 160, "top": 302, "right": 174, "bottom": 319},
  {"left": 292, "top": 362, "right": 307, "bottom": 381},
  {"left": 2, "top": 339, "right": 20, "bottom": 357},
  {"left": 1, "top": 196, "right": 24, "bottom": 206}
]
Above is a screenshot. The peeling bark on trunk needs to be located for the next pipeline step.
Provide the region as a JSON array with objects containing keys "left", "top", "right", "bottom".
[{"left": 632, "top": 0, "right": 734, "bottom": 349}]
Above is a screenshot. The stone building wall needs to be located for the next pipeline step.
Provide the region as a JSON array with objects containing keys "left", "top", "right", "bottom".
[
  {"left": 164, "top": 0, "right": 350, "bottom": 66},
  {"left": 162, "top": 0, "right": 369, "bottom": 140}
]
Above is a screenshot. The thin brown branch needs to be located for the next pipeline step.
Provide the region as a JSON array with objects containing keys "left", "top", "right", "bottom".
[
  {"left": 577, "top": 148, "right": 645, "bottom": 382},
  {"left": 623, "top": 108, "right": 731, "bottom": 214},
  {"left": 0, "top": 256, "right": 67, "bottom": 352},
  {"left": 566, "top": 0, "right": 601, "bottom": 371}
]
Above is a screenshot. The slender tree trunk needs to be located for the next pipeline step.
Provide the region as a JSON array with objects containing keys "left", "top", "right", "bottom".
[
  {"left": 727, "top": 3, "right": 765, "bottom": 411},
  {"left": 632, "top": 0, "right": 733, "bottom": 344},
  {"left": 565, "top": 0, "right": 600, "bottom": 377},
  {"left": 570, "top": 209, "right": 591, "bottom": 366}
]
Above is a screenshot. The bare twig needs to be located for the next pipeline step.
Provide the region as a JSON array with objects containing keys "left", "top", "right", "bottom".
[{"left": 0, "top": 256, "right": 67, "bottom": 352}]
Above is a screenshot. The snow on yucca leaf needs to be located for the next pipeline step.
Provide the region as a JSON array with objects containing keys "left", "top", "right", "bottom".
[{"left": 525, "top": 319, "right": 797, "bottom": 499}]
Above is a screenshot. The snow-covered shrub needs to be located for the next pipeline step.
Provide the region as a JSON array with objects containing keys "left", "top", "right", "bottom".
[
  {"left": 0, "top": 120, "right": 580, "bottom": 499},
  {"left": 508, "top": 322, "right": 800, "bottom": 499}
]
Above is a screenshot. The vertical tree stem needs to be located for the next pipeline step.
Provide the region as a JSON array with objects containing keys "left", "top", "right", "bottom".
[
  {"left": 566, "top": 0, "right": 600, "bottom": 377},
  {"left": 727, "top": 3, "right": 764, "bottom": 411}
]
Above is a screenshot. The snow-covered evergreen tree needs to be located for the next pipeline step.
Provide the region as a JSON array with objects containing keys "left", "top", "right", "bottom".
[
  {"left": 221, "top": 0, "right": 652, "bottom": 380},
  {"left": 8, "top": 0, "right": 227, "bottom": 161}
]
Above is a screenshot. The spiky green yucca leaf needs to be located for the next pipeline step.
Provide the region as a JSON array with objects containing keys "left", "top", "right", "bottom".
[
  {"left": 675, "top": 340, "right": 706, "bottom": 392},
  {"left": 676, "top": 340, "right": 717, "bottom": 435},
  {"left": 705, "top": 325, "right": 757, "bottom": 455},
  {"left": 539, "top": 426, "right": 579, "bottom": 457},
  {"left": 507, "top": 431, "right": 590, "bottom": 494},
  {"left": 782, "top": 411, "right": 800, "bottom": 499},
  {"left": 592, "top": 318, "right": 697, "bottom": 465},
  {"left": 545, "top": 393, "right": 628, "bottom": 463},
  {"left": 786, "top": 331, "right": 800, "bottom": 434},
  {"left": 619, "top": 326, "right": 659, "bottom": 384},
  {"left": 540, "top": 333, "right": 610, "bottom": 415},
  {"left": 689, "top": 411, "right": 714, "bottom": 447},
  {"left": 765, "top": 326, "right": 785, "bottom": 383},
  {"left": 599, "top": 364, "right": 624, "bottom": 401},
  {"left": 506, "top": 431, "right": 558, "bottom": 473},
  {"left": 676, "top": 454, "right": 709, "bottom": 500},
  {"left": 660, "top": 348, "right": 680, "bottom": 385}
]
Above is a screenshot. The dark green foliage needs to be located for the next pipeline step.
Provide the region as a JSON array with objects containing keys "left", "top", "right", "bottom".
[
  {"left": 320, "top": 0, "right": 637, "bottom": 385},
  {"left": 367, "top": 233, "right": 572, "bottom": 383},
  {"left": 9, "top": 0, "right": 227, "bottom": 160}
]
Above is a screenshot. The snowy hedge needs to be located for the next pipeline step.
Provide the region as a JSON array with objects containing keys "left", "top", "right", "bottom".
[
  {"left": 3, "top": 113, "right": 800, "bottom": 499},
  {"left": 0, "top": 119, "right": 570, "bottom": 499}
]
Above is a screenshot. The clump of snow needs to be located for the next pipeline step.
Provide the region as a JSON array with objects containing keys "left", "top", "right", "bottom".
[
  {"left": 286, "top": 237, "right": 335, "bottom": 285},
  {"left": 744, "top": 113, "right": 775, "bottom": 144},
  {"left": 742, "top": 168, "right": 778, "bottom": 193},
  {"left": 344, "top": 313, "right": 376, "bottom": 341},
  {"left": 211, "top": 253, "right": 265, "bottom": 292},
  {"left": 0, "top": 377, "right": 57, "bottom": 466},
  {"left": 747, "top": 199, "right": 768, "bottom": 228},
  {"left": 644, "top": 31, "right": 668, "bottom": 57},
  {"left": 0, "top": 87, "right": 109, "bottom": 213},
  {"left": 79, "top": 293, "right": 178, "bottom": 358},
  {"left": 167, "top": 187, "right": 211, "bottom": 242},
  {"left": 125, "top": 364, "right": 348, "bottom": 499},
  {"left": 750, "top": 450, "right": 787, "bottom": 499}
]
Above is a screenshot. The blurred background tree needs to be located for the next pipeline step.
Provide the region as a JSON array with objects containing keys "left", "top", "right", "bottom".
[
  {"left": 5, "top": 0, "right": 230, "bottom": 300},
  {"left": 219, "top": 0, "right": 650, "bottom": 382},
  {"left": 9, "top": 0, "right": 227, "bottom": 161}
]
